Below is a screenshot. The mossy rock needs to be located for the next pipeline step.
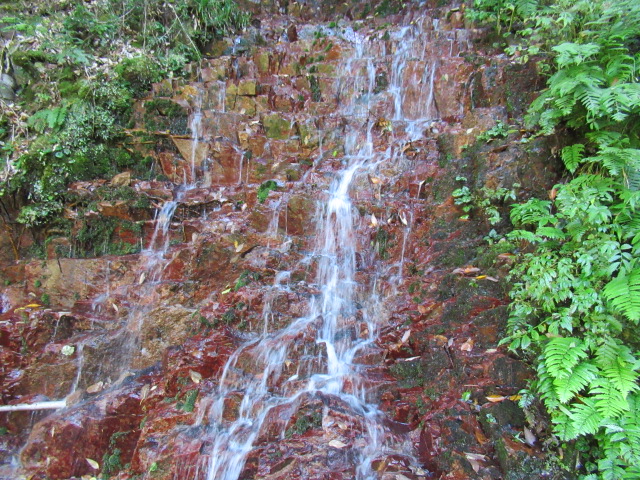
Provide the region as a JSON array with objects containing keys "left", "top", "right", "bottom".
[
  {"left": 262, "top": 113, "right": 292, "bottom": 140},
  {"left": 143, "top": 99, "right": 188, "bottom": 135}
]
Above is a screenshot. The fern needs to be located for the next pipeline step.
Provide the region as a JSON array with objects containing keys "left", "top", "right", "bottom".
[
  {"left": 27, "top": 106, "right": 68, "bottom": 133},
  {"left": 553, "top": 42, "right": 601, "bottom": 67},
  {"left": 570, "top": 398, "right": 604, "bottom": 436},
  {"left": 554, "top": 361, "right": 598, "bottom": 403},
  {"left": 591, "top": 378, "right": 630, "bottom": 418},
  {"left": 596, "top": 339, "right": 640, "bottom": 398},
  {"left": 603, "top": 269, "right": 640, "bottom": 322},
  {"left": 562, "top": 143, "right": 585, "bottom": 172},
  {"left": 544, "top": 337, "right": 588, "bottom": 377}
]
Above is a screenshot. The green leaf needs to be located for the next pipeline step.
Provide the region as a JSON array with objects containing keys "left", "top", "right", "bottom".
[
  {"left": 561, "top": 144, "right": 585, "bottom": 173},
  {"left": 544, "top": 337, "right": 588, "bottom": 379},
  {"left": 570, "top": 398, "right": 603, "bottom": 436},
  {"left": 603, "top": 269, "right": 640, "bottom": 322},
  {"left": 553, "top": 361, "right": 598, "bottom": 403}
]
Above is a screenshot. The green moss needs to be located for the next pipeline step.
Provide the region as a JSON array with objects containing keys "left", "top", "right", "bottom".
[
  {"left": 308, "top": 75, "right": 321, "bottom": 102},
  {"left": 285, "top": 409, "right": 322, "bottom": 438},
  {"left": 262, "top": 114, "right": 292, "bottom": 140},
  {"left": 257, "top": 180, "right": 278, "bottom": 203},
  {"left": 389, "top": 359, "right": 426, "bottom": 388},
  {"left": 143, "top": 99, "right": 188, "bottom": 134},
  {"left": 115, "top": 56, "right": 161, "bottom": 98},
  {"left": 374, "top": 227, "right": 392, "bottom": 259}
]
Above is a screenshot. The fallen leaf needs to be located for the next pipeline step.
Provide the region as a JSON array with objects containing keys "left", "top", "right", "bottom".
[
  {"left": 234, "top": 241, "right": 244, "bottom": 253},
  {"left": 86, "top": 458, "right": 100, "bottom": 470},
  {"left": 464, "top": 452, "right": 487, "bottom": 473},
  {"left": 329, "top": 439, "right": 347, "bottom": 448},
  {"left": 398, "top": 356, "right": 421, "bottom": 362},
  {"left": 433, "top": 334, "right": 448, "bottom": 346},
  {"left": 452, "top": 266, "right": 481, "bottom": 276},
  {"left": 524, "top": 427, "right": 536, "bottom": 446},
  {"left": 138, "top": 272, "right": 146, "bottom": 285},
  {"left": 189, "top": 370, "right": 202, "bottom": 384},
  {"left": 474, "top": 428, "right": 489, "bottom": 445},
  {"left": 460, "top": 338, "right": 474, "bottom": 351},
  {"left": 486, "top": 395, "right": 506, "bottom": 403},
  {"left": 509, "top": 394, "right": 522, "bottom": 401},
  {"left": 140, "top": 384, "right": 150, "bottom": 401},
  {"left": 409, "top": 466, "right": 427, "bottom": 475},
  {"left": 399, "top": 211, "right": 408, "bottom": 226},
  {"left": 484, "top": 276, "right": 499, "bottom": 282},
  {"left": 370, "top": 213, "right": 378, "bottom": 227},
  {"left": 112, "top": 303, "right": 119, "bottom": 313},
  {"left": 86, "top": 381, "right": 104, "bottom": 394},
  {"left": 369, "top": 175, "right": 382, "bottom": 184},
  {"left": 401, "top": 330, "right": 411, "bottom": 343}
]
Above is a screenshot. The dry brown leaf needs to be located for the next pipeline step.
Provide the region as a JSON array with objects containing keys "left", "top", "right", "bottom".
[
  {"left": 189, "top": 370, "right": 202, "bottom": 384},
  {"left": 464, "top": 452, "right": 487, "bottom": 473},
  {"left": 524, "top": 427, "right": 536, "bottom": 446},
  {"left": 140, "top": 384, "right": 150, "bottom": 401},
  {"left": 460, "top": 338, "right": 474, "bottom": 351},
  {"left": 452, "top": 266, "right": 481, "bottom": 276},
  {"left": 328, "top": 439, "right": 347, "bottom": 449},
  {"left": 486, "top": 395, "right": 506, "bottom": 403},
  {"left": 433, "top": 334, "right": 448, "bottom": 346},
  {"left": 86, "top": 381, "right": 104, "bottom": 394}
]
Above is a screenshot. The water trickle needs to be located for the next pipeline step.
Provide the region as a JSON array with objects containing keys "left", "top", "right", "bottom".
[{"left": 196, "top": 21, "right": 442, "bottom": 480}]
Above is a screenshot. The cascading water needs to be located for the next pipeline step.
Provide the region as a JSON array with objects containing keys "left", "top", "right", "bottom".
[{"left": 196, "top": 20, "right": 439, "bottom": 480}]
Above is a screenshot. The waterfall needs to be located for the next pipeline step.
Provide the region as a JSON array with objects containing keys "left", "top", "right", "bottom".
[{"left": 198, "top": 21, "right": 438, "bottom": 480}]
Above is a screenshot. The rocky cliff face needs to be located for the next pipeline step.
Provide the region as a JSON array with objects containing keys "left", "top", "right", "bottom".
[{"left": 1, "top": 2, "right": 567, "bottom": 480}]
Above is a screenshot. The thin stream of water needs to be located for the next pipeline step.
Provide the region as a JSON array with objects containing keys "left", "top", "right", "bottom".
[{"left": 199, "top": 21, "right": 439, "bottom": 480}]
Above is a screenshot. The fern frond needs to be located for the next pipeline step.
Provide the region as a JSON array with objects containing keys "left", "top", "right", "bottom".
[
  {"left": 595, "top": 340, "right": 640, "bottom": 397},
  {"left": 591, "top": 377, "right": 630, "bottom": 418},
  {"left": 553, "top": 42, "right": 601, "bottom": 67},
  {"left": 570, "top": 398, "right": 603, "bottom": 436},
  {"left": 623, "top": 166, "right": 640, "bottom": 191},
  {"left": 515, "top": 0, "right": 538, "bottom": 17},
  {"left": 553, "top": 361, "right": 598, "bottom": 403},
  {"left": 561, "top": 143, "right": 585, "bottom": 173},
  {"left": 603, "top": 268, "right": 640, "bottom": 322},
  {"left": 544, "top": 337, "right": 588, "bottom": 378},
  {"left": 510, "top": 198, "right": 553, "bottom": 227},
  {"left": 576, "top": 85, "right": 603, "bottom": 116},
  {"left": 552, "top": 409, "right": 577, "bottom": 440}
]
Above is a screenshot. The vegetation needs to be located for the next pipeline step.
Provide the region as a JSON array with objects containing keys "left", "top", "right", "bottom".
[
  {"left": 0, "top": 0, "right": 249, "bottom": 233},
  {"left": 469, "top": 0, "right": 640, "bottom": 478}
]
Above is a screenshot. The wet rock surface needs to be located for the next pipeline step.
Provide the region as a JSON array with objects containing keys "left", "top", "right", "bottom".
[{"left": 0, "top": 2, "right": 569, "bottom": 480}]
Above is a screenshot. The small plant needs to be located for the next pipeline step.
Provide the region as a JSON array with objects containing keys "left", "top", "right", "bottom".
[
  {"left": 178, "top": 389, "right": 198, "bottom": 412},
  {"left": 476, "top": 120, "right": 513, "bottom": 142},
  {"left": 257, "top": 180, "right": 278, "bottom": 203},
  {"left": 453, "top": 176, "right": 519, "bottom": 224}
]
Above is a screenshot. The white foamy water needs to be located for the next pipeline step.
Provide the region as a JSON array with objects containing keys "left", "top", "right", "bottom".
[{"left": 199, "top": 20, "right": 444, "bottom": 480}]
